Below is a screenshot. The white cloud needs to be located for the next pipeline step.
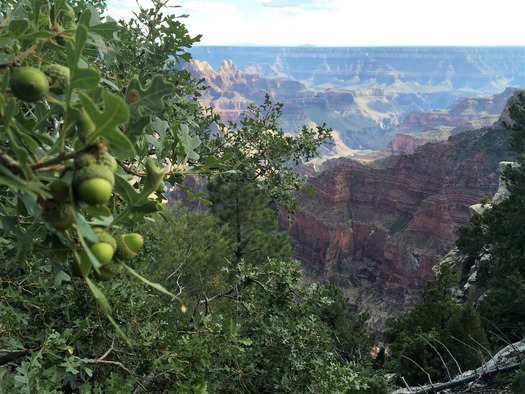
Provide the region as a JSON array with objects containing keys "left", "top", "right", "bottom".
[{"left": 105, "top": 0, "right": 525, "bottom": 46}]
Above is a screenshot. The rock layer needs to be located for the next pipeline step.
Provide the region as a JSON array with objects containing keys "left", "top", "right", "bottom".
[{"left": 284, "top": 124, "right": 511, "bottom": 328}]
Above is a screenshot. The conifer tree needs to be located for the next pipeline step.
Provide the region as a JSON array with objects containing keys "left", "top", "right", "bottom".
[{"left": 456, "top": 90, "right": 525, "bottom": 342}]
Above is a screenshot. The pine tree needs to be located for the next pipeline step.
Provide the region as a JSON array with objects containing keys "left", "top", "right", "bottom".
[{"left": 456, "top": 90, "right": 525, "bottom": 342}]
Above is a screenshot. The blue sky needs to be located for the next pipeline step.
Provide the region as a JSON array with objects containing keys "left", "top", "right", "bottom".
[{"left": 106, "top": 0, "right": 525, "bottom": 46}]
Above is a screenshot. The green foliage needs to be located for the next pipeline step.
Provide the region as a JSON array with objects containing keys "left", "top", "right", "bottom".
[
  {"left": 210, "top": 259, "right": 368, "bottom": 393},
  {"left": 385, "top": 265, "right": 488, "bottom": 385},
  {"left": 135, "top": 204, "right": 234, "bottom": 308},
  {"left": 316, "top": 282, "right": 376, "bottom": 364},
  {"left": 206, "top": 94, "right": 331, "bottom": 264},
  {"left": 0, "top": 0, "right": 225, "bottom": 313},
  {"left": 208, "top": 176, "right": 291, "bottom": 263},
  {"left": 202, "top": 93, "right": 333, "bottom": 214},
  {"left": 456, "top": 90, "right": 525, "bottom": 343},
  {"left": 0, "top": 1, "right": 380, "bottom": 392},
  {"left": 510, "top": 368, "right": 525, "bottom": 394}
]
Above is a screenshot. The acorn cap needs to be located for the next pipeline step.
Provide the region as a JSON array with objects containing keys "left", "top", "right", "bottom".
[
  {"left": 73, "top": 164, "right": 115, "bottom": 187},
  {"left": 42, "top": 64, "right": 70, "bottom": 94},
  {"left": 114, "top": 234, "right": 138, "bottom": 261},
  {"left": 74, "top": 152, "right": 97, "bottom": 169},
  {"left": 42, "top": 202, "right": 75, "bottom": 230},
  {"left": 99, "top": 152, "right": 118, "bottom": 173},
  {"left": 94, "top": 260, "right": 124, "bottom": 281},
  {"left": 93, "top": 228, "right": 117, "bottom": 250}
]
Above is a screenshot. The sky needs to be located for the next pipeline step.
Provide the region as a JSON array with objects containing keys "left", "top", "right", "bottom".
[{"left": 106, "top": 0, "right": 525, "bottom": 47}]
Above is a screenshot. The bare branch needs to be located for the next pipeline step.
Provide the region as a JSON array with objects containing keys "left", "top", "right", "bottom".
[
  {"left": 400, "top": 354, "right": 434, "bottom": 388},
  {"left": 448, "top": 336, "right": 488, "bottom": 370},
  {"left": 432, "top": 336, "right": 462, "bottom": 376},
  {"left": 97, "top": 338, "right": 115, "bottom": 361},
  {"left": 418, "top": 334, "right": 452, "bottom": 382}
]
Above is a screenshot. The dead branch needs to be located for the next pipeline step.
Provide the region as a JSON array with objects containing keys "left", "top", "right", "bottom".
[
  {"left": 418, "top": 334, "right": 452, "bottom": 382},
  {"left": 432, "top": 336, "right": 462, "bottom": 376},
  {"left": 410, "top": 363, "right": 521, "bottom": 394},
  {"left": 400, "top": 355, "right": 434, "bottom": 388}
]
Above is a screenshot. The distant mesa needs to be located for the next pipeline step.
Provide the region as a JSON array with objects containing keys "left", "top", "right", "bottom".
[{"left": 185, "top": 46, "right": 523, "bottom": 153}]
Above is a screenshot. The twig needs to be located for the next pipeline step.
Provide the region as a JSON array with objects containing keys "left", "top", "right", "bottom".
[
  {"left": 97, "top": 338, "right": 115, "bottom": 361},
  {"left": 91, "top": 359, "right": 134, "bottom": 376},
  {"left": 432, "top": 336, "right": 462, "bottom": 376},
  {"left": 418, "top": 334, "right": 452, "bottom": 382},
  {"left": 448, "top": 336, "right": 488, "bottom": 370},
  {"left": 0, "top": 151, "right": 24, "bottom": 176},
  {"left": 31, "top": 151, "right": 76, "bottom": 171},
  {"left": 401, "top": 355, "right": 434, "bottom": 389}
]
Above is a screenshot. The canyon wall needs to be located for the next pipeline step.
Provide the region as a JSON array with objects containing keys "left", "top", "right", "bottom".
[
  {"left": 284, "top": 123, "right": 512, "bottom": 328},
  {"left": 185, "top": 49, "right": 522, "bottom": 151}
]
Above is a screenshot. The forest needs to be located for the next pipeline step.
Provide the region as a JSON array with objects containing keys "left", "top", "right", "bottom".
[{"left": 1, "top": 1, "right": 524, "bottom": 393}]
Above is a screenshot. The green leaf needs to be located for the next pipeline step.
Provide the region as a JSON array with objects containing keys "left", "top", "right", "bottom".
[
  {"left": 89, "top": 21, "right": 119, "bottom": 39},
  {"left": 132, "top": 200, "right": 162, "bottom": 215},
  {"left": 126, "top": 75, "right": 175, "bottom": 115},
  {"left": 77, "top": 7, "right": 93, "bottom": 27},
  {"left": 144, "top": 158, "right": 164, "bottom": 191},
  {"left": 84, "top": 274, "right": 131, "bottom": 344},
  {"left": 67, "top": 24, "right": 89, "bottom": 70},
  {"left": 114, "top": 174, "right": 140, "bottom": 205},
  {"left": 84, "top": 276, "right": 111, "bottom": 314},
  {"left": 79, "top": 91, "right": 133, "bottom": 158},
  {"left": 180, "top": 123, "right": 200, "bottom": 161},
  {"left": 0, "top": 164, "right": 43, "bottom": 197},
  {"left": 123, "top": 263, "right": 180, "bottom": 300},
  {"left": 74, "top": 211, "right": 98, "bottom": 244},
  {"left": 8, "top": 19, "right": 29, "bottom": 35},
  {"left": 70, "top": 68, "right": 100, "bottom": 90},
  {"left": 51, "top": 235, "right": 70, "bottom": 264},
  {"left": 0, "top": 53, "right": 16, "bottom": 65},
  {"left": 54, "top": 270, "right": 71, "bottom": 287},
  {"left": 187, "top": 192, "right": 211, "bottom": 205}
]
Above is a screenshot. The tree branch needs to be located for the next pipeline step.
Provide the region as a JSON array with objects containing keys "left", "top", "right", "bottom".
[
  {"left": 0, "top": 151, "right": 24, "bottom": 176},
  {"left": 0, "top": 349, "right": 32, "bottom": 365}
]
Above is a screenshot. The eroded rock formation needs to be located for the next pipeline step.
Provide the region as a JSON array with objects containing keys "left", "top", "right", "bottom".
[{"left": 284, "top": 123, "right": 511, "bottom": 328}]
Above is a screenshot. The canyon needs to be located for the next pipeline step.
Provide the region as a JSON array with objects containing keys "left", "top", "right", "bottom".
[
  {"left": 184, "top": 46, "right": 524, "bottom": 326},
  {"left": 285, "top": 121, "right": 511, "bottom": 328},
  {"left": 186, "top": 46, "right": 524, "bottom": 153}
]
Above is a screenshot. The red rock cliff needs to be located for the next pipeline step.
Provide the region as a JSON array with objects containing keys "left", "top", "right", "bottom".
[{"left": 285, "top": 124, "right": 511, "bottom": 328}]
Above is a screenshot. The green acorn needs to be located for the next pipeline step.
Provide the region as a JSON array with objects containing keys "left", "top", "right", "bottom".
[
  {"left": 10, "top": 67, "right": 49, "bottom": 102},
  {"left": 88, "top": 229, "right": 120, "bottom": 280},
  {"left": 90, "top": 242, "right": 114, "bottom": 264},
  {"left": 99, "top": 152, "right": 118, "bottom": 173},
  {"left": 93, "top": 228, "right": 117, "bottom": 250},
  {"left": 42, "top": 202, "right": 75, "bottom": 230},
  {"left": 94, "top": 261, "right": 123, "bottom": 281},
  {"left": 90, "top": 230, "right": 115, "bottom": 263},
  {"left": 43, "top": 64, "right": 70, "bottom": 94},
  {"left": 73, "top": 164, "right": 115, "bottom": 206},
  {"left": 114, "top": 233, "right": 143, "bottom": 261},
  {"left": 123, "top": 233, "right": 144, "bottom": 253},
  {"left": 49, "top": 179, "right": 71, "bottom": 203}
]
